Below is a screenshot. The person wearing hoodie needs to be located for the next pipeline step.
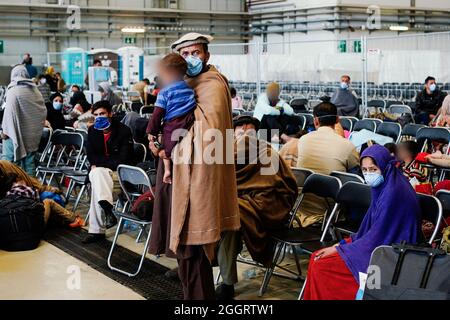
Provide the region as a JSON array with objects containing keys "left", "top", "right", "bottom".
[
  {"left": 330, "top": 75, "right": 359, "bottom": 117},
  {"left": 22, "top": 53, "right": 38, "bottom": 79},
  {"left": 1, "top": 64, "right": 47, "bottom": 175},
  {"left": 98, "top": 82, "right": 122, "bottom": 107},
  {"left": 45, "top": 92, "right": 66, "bottom": 131}
]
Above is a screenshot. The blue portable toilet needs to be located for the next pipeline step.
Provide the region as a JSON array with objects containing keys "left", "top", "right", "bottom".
[{"left": 61, "top": 47, "right": 88, "bottom": 87}]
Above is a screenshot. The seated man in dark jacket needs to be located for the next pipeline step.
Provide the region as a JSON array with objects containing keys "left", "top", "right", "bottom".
[
  {"left": 415, "top": 76, "right": 447, "bottom": 125},
  {"left": 82, "top": 100, "right": 134, "bottom": 243}
]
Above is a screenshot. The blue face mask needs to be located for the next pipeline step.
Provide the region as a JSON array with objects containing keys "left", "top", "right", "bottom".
[
  {"left": 94, "top": 116, "right": 111, "bottom": 131},
  {"left": 340, "top": 82, "right": 349, "bottom": 90},
  {"left": 52, "top": 102, "right": 63, "bottom": 111},
  {"left": 363, "top": 172, "right": 385, "bottom": 188},
  {"left": 185, "top": 55, "right": 204, "bottom": 77},
  {"left": 429, "top": 83, "right": 437, "bottom": 92}
]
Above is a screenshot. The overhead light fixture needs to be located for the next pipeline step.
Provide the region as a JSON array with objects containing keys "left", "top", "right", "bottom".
[
  {"left": 121, "top": 27, "right": 145, "bottom": 33},
  {"left": 389, "top": 25, "right": 409, "bottom": 31}
]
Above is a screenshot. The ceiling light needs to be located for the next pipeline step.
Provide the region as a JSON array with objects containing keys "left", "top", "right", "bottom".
[
  {"left": 389, "top": 25, "right": 409, "bottom": 31},
  {"left": 121, "top": 27, "right": 146, "bottom": 33}
]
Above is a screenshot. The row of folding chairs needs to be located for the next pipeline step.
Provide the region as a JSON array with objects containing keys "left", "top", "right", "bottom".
[
  {"left": 36, "top": 128, "right": 149, "bottom": 215},
  {"left": 259, "top": 168, "right": 447, "bottom": 298}
]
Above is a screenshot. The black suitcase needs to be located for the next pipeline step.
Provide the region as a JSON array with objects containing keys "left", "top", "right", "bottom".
[
  {"left": 363, "top": 242, "right": 450, "bottom": 300},
  {"left": 0, "top": 195, "right": 45, "bottom": 251}
]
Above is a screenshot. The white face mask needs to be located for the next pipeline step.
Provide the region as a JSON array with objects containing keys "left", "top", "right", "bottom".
[{"left": 363, "top": 172, "right": 385, "bottom": 187}]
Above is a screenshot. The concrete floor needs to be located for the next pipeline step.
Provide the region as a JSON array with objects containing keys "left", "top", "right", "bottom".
[{"left": 0, "top": 196, "right": 308, "bottom": 300}]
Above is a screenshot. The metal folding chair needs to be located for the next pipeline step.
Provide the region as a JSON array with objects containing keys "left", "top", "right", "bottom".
[
  {"left": 107, "top": 165, "right": 154, "bottom": 277},
  {"left": 330, "top": 171, "right": 365, "bottom": 185},
  {"left": 258, "top": 173, "right": 342, "bottom": 297},
  {"left": 376, "top": 122, "right": 402, "bottom": 143}
]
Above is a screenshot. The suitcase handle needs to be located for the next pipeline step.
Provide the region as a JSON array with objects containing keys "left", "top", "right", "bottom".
[{"left": 391, "top": 242, "right": 445, "bottom": 288}]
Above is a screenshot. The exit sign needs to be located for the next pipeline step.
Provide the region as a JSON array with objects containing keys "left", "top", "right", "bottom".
[
  {"left": 124, "top": 37, "right": 137, "bottom": 44},
  {"left": 0, "top": 40, "right": 3, "bottom": 54}
]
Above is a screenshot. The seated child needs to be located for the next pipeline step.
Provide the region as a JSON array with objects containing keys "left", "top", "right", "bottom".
[
  {"left": 146, "top": 53, "right": 197, "bottom": 184},
  {"left": 397, "top": 140, "right": 428, "bottom": 185}
]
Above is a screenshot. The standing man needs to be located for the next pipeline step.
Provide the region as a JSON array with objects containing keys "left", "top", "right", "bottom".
[
  {"left": 1, "top": 64, "right": 46, "bottom": 176},
  {"left": 148, "top": 33, "right": 240, "bottom": 300},
  {"left": 330, "top": 75, "right": 359, "bottom": 117},
  {"left": 82, "top": 100, "right": 134, "bottom": 243},
  {"left": 22, "top": 53, "right": 38, "bottom": 79},
  {"left": 415, "top": 76, "right": 447, "bottom": 125}
]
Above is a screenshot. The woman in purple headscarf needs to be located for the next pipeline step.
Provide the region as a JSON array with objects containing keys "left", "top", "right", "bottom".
[{"left": 303, "top": 144, "right": 420, "bottom": 300}]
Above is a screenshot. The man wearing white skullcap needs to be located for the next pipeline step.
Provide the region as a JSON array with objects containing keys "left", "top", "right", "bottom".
[{"left": 148, "top": 33, "right": 240, "bottom": 300}]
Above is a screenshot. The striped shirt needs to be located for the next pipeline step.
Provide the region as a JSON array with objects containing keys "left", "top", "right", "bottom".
[{"left": 155, "top": 80, "right": 196, "bottom": 122}]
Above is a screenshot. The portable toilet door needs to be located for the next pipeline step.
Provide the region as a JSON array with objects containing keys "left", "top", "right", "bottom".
[
  {"left": 117, "top": 46, "right": 144, "bottom": 90},
  {"left": 62, "top": 48, "right": 87, "bottom": 87}
]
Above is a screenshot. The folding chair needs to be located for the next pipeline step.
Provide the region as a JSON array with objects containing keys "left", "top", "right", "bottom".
[
  {"left": 330, "top": 171, "right": 365, "bottom": 185},
  {"left": 416, "top": 127, "right": 450, "bottom": 181},
  {"left": 353, "top": 118, "right": 381, "bottom": 132},
  {"left": 36, "top": 131, "right": 85, "bottom": 186},
  {"left": 139, "top": 105, "right": 154, "bottom": 118},
  {"left": 401, "top": 124, "right": 426, "bottom": 141},
  {"left": 258, "top": 173, "right": 342, "bottom": 296},
  {"left": 38, "top": 127, "right": 53, "bottom": 155},
  {"left": 290, "top": 98, "right": 308, "bottom": 113},
  {"left": 298, "top": 182, "right": 371, "bottom": 300},
  {"left": 388, "top": 104, "right": 414, "bottom": 123},
  {"left": 435, "top": 190, "right": 450, "bottom": 239},
  {"left": 297, "top": 113, "right": 314, "bottom": 131},
  {"left": 107, "top": 165, "right": 154, "bottom": 277},
  {"left": 364, "top": 99, "right": 386, "bottom": 117},
  {"left": 308, "top": 99, "right": 322, "bottom": 111},
  {"left": 133, "top": 142, "right": 147, "bottom": 164},
  {"left": 220, "top": 168, "right": 315, "bottom": 286},
  {"left": 417, "top": 193, "right": 443, "bottom": 244},
  {"left": 339, "top": 117, "right": 353, "bottom": 132},
  {"left": 376, "top": 122, "right": 402, "bottom": 144}
]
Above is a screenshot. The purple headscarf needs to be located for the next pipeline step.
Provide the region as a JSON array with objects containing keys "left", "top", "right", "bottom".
[{"left": 336, "top": 144, "right": 420, "bottom": 283}]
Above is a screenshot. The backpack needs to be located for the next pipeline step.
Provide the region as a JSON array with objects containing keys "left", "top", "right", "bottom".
[{"left": 0, "top": 195, "right": 45, "bottom": 251}]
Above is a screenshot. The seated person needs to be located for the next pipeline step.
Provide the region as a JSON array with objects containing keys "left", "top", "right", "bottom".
[
  {"left": 426, "top": 150, "right": 450, "bottom": 167},
  {"left": 36, "top": 74, "right": 51, "bottom": 103},
  {"left": 278, "top": 130, "right": 307, "bottom": 168},
  {"left": 330, "top": 75, "right": 359, "bottom": 117},
  {"left": 296, "top": 102, "right": 360, "bottom": 227},
  {"left": 230, "top": 87, "right": 243, "bottom": 110},
  {"left": 82, "top": 100, "right": 134, "bottom": 243},
  {"left": 253, "top": 82, "right": 299, "bottom": 143},
  {"left": 98, "top": 82, "right": 123, "bottom": 107},
  {"left": 432, "top": 95, "right": 450, "bottom": 127},
  {"left": 415, "top": 76, "right": 447, "bottom": 125},
  {"left": 146, "top": 53, "right": 196, "bottom": 184},
  {"left": 131, "top": 78, "right": 150, "bottom": 102},
  {"left": 384, "top": 143, "right": 397, "bottom": 158},
  {"left": 45, "top": 92, "right": 66, "bottom": 131},
  {"left": 303, "top": 145, "right": 420, "bottom": 300},
  {"left": 0, "top": 160, "right": 83, "bottom": 228},
  {"left": 397, "top": 141, "right": 428, "bottom": 185},
  {"left": 216, "top": 115, "right": 298, "bottom": 300},
  {"left": 66, "top": 91, "right": 92, "bottom": 127}
]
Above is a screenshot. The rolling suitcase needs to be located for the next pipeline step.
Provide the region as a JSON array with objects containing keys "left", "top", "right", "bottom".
[{"left": 363, "top": 242, "right": 450, "bottom": 300}]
